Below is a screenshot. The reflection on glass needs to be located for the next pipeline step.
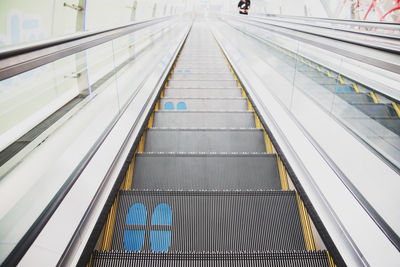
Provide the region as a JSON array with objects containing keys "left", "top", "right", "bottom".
[
  {"left": 216, "top": 17, "right": 400, "bottom": 240},
  {"left": 0, "top": 18, "right": 182, "bottom": 265}
]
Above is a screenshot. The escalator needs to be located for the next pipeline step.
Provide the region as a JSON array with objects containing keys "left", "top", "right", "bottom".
[
  {"left": 88, "top": 21, "right": 336, "bottom": 266},
  {"left": 252, "top": 33, "right": 400, "bottom": 137},
  {"left": 277, "top": 48, "right": 400, "bottom": 136}
]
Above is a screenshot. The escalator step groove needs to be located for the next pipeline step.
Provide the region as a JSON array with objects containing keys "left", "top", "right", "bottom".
[
  {"left": 153, "top": 111, "right": 256, "bottom": 128},
  {"left": 164, "top": 88, "right": 242, "bottom": 98},
  {"left": 110, "top": 190, "right": 306, "bottom": 252},
  {"left": 91, "top": 251, "right": 331, "bottom": 266},
  {"left": 144, "top": 128, "right": 266, "bottom": 153},
  {"left": 131, "top": 153, "right": 280, "bottom": 190},
  {"left": 159, "top": 98, "right": 248, "bottom": 111}
]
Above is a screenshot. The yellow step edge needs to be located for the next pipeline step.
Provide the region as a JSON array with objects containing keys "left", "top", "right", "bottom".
[
  {"left": 327, "top": 251, "right": 337, "bottom": 267},
  {"left": 147, "top": 112, "right": 154, "bottom": 128},
  {"left": 241, "top": 88, "right": 247, "bottom": 98},
  {"left": 338, "top": 76, "right": 345, "bottom": 85},
  {"left": 326, "top": 70, "right": 332, "bottom": 77},
  {"left": 101, "top": 193, "right": 119, "bottom": 250},
  {"left": 86, "top": 254, "right": 93, "bottom": 267},
  {"left": 296, "top": 192, "right": 316, "bottom": 251},
  {"left": 137, "top": 131, "right": 147, "bottom": 153},
  {"left": 277, "top": 156, "right": 289, "bottom": 190},
  {"left": 254, "top": 113, "right": 263, "bottom": 129},
  {"left": 317, "top": 66, "right": 322, "bottom": 72},
  {"left": 392, "top": 103, "right": 400, "bottom": 118},
  {"left": 353, "top": 83, "right": 360, "bottom": 93},
  {"left": 124, "top": 159, "right": 135, "bottom": 190},
  {"left": 263, "top": 131, "right": 274, "bottom": 154},
  {"left": 247, "top": 98, "right": 254, "bottom": 111},
  {"left": 370, "top": 92, "right": 379, "bottom": 103}
]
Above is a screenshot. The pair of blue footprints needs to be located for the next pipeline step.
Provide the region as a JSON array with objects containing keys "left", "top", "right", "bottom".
[
  {"left": 164, "top": 101, "right": 187, "bottom": 110},
  {"left": 335, "top": 86, "right": 353, "bottom": 93},
  {"left": 124, "top": 203, "right": 172, "bottom": 252}
]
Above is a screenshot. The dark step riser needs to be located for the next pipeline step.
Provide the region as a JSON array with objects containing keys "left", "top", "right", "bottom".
[
  {"left": 131, "top": 154, "right": 281, "bottom": 190},
  {"left": 144, "top": 130, "right": 266, "bottom": 153}
]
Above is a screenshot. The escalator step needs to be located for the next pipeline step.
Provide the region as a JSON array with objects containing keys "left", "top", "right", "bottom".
[
  {"left": 110, "top": 190, "right": 306, "bottom": 251},
  {"left": 174, "top": 69, "right": 230, "bottom": 74},
  {"left": 171, "top": 73, "right": 234, "bottom": 80},
  {"left": 167, "top": 80, "right": 238, "bottom": 88},
  {"left": 310, "top": 77, "right": 342, "bottom": 85},
  {"left": 153, "top": 111, "right": 256, "bottom": 128},
  {"left": 325, "top": 84, "right": 355, "bottom": 92},
  {"left": 337, "top": 103, "right": 398, "bottom": 118},
  {"left": 92, "top": 251, "right": 330, "bottom": 266},
  {"left": 375, "top": 118, "right": 400, "bottom": 136},
  {"left": 131, "top": 153, "right": 280, "bottom": 190},
  {"left": 176, "top": 60, "right": 227, "bottom": 65},
  {"left": 174, "top": 64, "right": 229, "bottom": 69},
  {"left": 164, "top": 88, "right": 242, "bottom": 98},
  {"left": 144, "top": 128, "right": 266, "bottom": 152},
  {"left": 159, "top": 98, "right": 248, "bottom": 111},
  {"left": 174, "top": 67, "right": 230, "bottom": 72},
  {"left": 335, "top": 92, "right": 373, "bottom": 104},
  {"left": 353, "top": 103, "right": 398, "bottom": 118},
  {"left": 300, "top": 71, "right": 327, "bottom": 78}
]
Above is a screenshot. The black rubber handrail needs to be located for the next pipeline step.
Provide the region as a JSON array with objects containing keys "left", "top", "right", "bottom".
[
  {"left": 251, "top": 14, "right": 400, "bottom": 44},
  {"left": 0, "top": 15, "right": 176, "bottom": 81},
  {"left": 251, "top": 14, "right": 400, "bottom": 42},
  {"left": 239, "top": 15, "right": 400, "bottom": 52},
  {"left": 224, "top": 14, "right": 400, "bottom": 77},
  {"left": 258, "top": 13, "right": 400, "bottom": 29},
  {"left": 220, "top": 18, "right": 400, "bottom": 254}
]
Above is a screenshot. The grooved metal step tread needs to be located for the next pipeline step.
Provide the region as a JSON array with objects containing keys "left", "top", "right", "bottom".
[
  {"left": 175, "top": 64, "right": 228, "bottom": 69},
  {"left": 310, "top": 77, "right": 344, "bottom": 85},
  {"left": 177, "top": 60, "right": 227, "bottom": 64},
  {"left": 164, "top": 88, "right": 242, "bottom": 98},
  {"left": 131, "top": 152, "right": 280, "bottom": 190},
  {"left": 153, "top": 111, "right": 256, "bottom": 128},
  {"left": 334, "top": 92, "right": 373, "bottom": 104},
  {"left": 110, "top": 190, "right": 306, "bottom": 252},
  {"left": 144, "top": 128, "right": 266, "bottom": 152},
  {"left": 170, "top": 73, "right": 235, "bottom": 80},
  {"left": 159, "top": 98, "right": 248, "bottom": 111},
  {"left": 173, "top": 68, "right": 230, "bottom": 72},
  {"left": 353, "top": 103, "right": 398, "bottom": 118},
  {"left": 168, "top": 80, "right": 237, "bottom": 88},
  {"left": 173, "top": 70, "right": 232, "bottom": 74},
  {"left": 301, "top": 71, "right": 328, "bottom": 78},
  {"left": 325, "top": 84, "right": 355, "bottom": 92},
  {"left": 339, "top": 103, "right": 398, "bottom": 118},
  {"left": 92, "top": 251, "right": 330, "bottom": 266},
  {"left": 375, "top": 118, "right": 400, "bottom": 135}
]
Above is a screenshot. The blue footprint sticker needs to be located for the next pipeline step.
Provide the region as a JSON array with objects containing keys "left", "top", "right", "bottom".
[
  {"left": 343, "top": 86, "right": 353, "bottom": 92},
  {"left": 150, "top": 203, "right": 172, "bottom": 252},
  {"left": 177, "top": 102, "right": 187, "bottom": 110},
  {"left": 124, "top": 203, "right": 146, "bottom": 251},
  {"left": 164, "top": 101, "right": 174, "bottom": 110}
]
